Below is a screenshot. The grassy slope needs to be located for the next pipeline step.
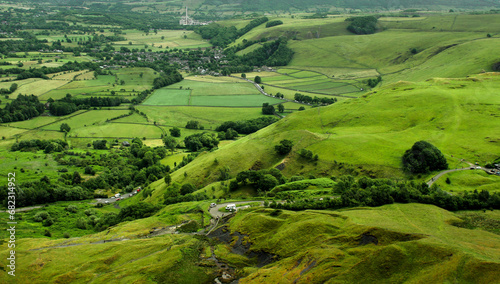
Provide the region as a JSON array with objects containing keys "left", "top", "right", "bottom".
[
  {"left": 231, "top": 204, "right": 500, "bottom": 283},
  {"left": 149, "top": 73, "right": 500, "bottom": 198}
]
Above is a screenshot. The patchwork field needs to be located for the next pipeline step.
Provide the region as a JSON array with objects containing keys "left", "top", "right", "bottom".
[
  {"left": 250, "top": 68, "right": 363, "bottom": 96},
  {"left": 143, "top": 77, "right": 285, "bottom": 106},
  {"left": 136, "top": 105, "right": 267, "bottom": 129}
]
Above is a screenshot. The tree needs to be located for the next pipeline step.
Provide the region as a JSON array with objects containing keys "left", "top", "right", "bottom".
[
  {"left": 402, "top": 141, "right": 448, "bottom": 174},
  {"left": 180, "top": 183, "right": 196, "bottom": 195},
  {"left": 164, "top": 173, "right": 171, "bottom": 185},
  {"left": 60, "top": 123, "right": 71, "bottom": 133},
  {"left": 298, "top": 106, "right": 305, "bottom": 111},
  {"left": 241, "top": 73, "right": 246, "bottom": 78},
  {"left": 169, "top": 127, "right": 181, "bottom": 137},
  {"left": 254, "top": 76, "right": 262, "bottom": 84},
  {"left": 262, "top": 103, "right": 275, "bottom": 115},
  {"left": 72, "top": 171, "right": 82, "bottom": 185},
  {"left": 92, "top": 140, "right": 108, "bottom": 150},
  {"left": 278, "top": 103, "right": 284, "bottom": 113},
  {"left": 258, "top": 174, "right": 279, "bottom": 191},
  {"left": 10, "top": 83, "right": 18, "bottom": 93},
  {"left": 275, "top": 139, "right": 293, "bottom": 155},
  {"left": 186, "top": 120, "right": 200, "bottom": 129},
  {"left": 163, "top": 136, "right": 177, "bottom": 154}
]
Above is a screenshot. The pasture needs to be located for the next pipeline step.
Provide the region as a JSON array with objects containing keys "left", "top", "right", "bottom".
[
  {"left": 142, "top": 77, "right": 284, "bottom": 107},
  {"left": 434, "top": 170, "right": 500, "bottom": 193},
  {"left": 41, "top": 110, "right": 130, "bottom": 131},
  {"left": 112, "top": 29, "right": 210, "bottom": 50},
  {"left": 136, "top": 105, "right": 266, "bottom": 129}
]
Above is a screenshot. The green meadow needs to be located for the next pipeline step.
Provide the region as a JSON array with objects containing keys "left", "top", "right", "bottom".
[
  {"left": 143, "top": 77, "right": 285, "bottom": 106},
  {"left": 434, "top": 170, "right": 500, "bottom": 193}
]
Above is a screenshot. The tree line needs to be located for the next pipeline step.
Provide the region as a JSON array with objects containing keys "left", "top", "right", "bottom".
[
  {"left": 0, "top": 94, "right": 46, "bottom": 123},
  {"left": 268, "top": 175, "right": 500, "bottom": 212}
]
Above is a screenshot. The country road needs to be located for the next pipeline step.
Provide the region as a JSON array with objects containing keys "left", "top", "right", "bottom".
[
  {"left": 426, "top": 164, "right": 496, "bottom": 187},
  {"left": 208, "top": 200, "right": 265, "bottom": 219}
]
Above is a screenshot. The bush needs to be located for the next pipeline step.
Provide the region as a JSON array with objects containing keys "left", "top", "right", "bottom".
[
  {"left": 275, "top": 139, "right": 293, "bottom": 155},
  {"left": 266, "top": 20, "right": 283, "bottom": 28},
  {"left": 66, "top": 205, "right": 78, "bottom": 213},
  {"left": 402, "top": 141, "right": 448, "bottom": 174},
  {"left": 34, "top": 211, "right": 50, "bottom": 222},
  {"left": 76, "top": 218, "right": 88, "bottom": 229},
  {"left": 43, "top": 216, "right": 54, "bottom": 227}
]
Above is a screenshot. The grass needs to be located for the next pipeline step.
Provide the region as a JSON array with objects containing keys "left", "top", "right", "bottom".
[
  {"left": 143, "top": 88, "right": 191, "bottom": 106},
  {"left": 434, "top": 170, "right": 500, "bottom": 193},
  {"left": 72, "top": 123, "right": 162, "bottom": 139},
  {"left": 3, "top": 79, "right": 69, "bottom": 99},
  {"left": 136, "top": 105, "right": 266, "bottom": 129},
  {"left": 151, "top": 73, "right": 500, "bottom": 192},
  {"left": 190, "top": 94, "right": 283, "bottom": 107},
  {"left": 41, "top": 110, "right": 130, "bottom": 131},
  {"left": 228, "top": 203, "right": 500, "bottom": 283}
]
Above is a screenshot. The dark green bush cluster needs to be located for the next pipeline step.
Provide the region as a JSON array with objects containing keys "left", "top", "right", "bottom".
[
  {"left": 215, "top": 116, "right": 279, "bottom": 135},
  {"left": 346, "top": 16, "right": 378, "bottom": 35},
  {"left": 269, "top": 175, "right": 500, "bottom": 211},
  {"left": 0, "top": 94, "right": 45, "bottom": 123},
  {"left": 235, "top": 168, "right": 287, "bottom": 192},
  {"left": 184, "top": 133, "right": 219, "bottom": 151},
  {"left": 367, "top": 76, "right": 382, "bottom": 88},
  {"left": 11, "top": 139, "right": 68, "bottom": 153},
  {"left": 266, "top": 20, "right": 283, "bottom": 28},
  {"left": 402, "top": 141, "right": 448, "bottom": 174}
]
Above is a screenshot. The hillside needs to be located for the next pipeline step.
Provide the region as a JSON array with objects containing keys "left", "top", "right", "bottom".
[
  {"left": 2, "top": 203, "right": 498, "bottom": 283},
  {"left": 147, "top": 73, "right": 500, "bottom": 201}
]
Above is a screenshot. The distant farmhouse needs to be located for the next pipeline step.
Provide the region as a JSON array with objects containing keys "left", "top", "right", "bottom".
[{"left": 179, "top": 7, "right": 210, "bottom": 26}]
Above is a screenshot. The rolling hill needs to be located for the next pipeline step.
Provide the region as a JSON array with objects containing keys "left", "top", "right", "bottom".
[{"left": 147, "top": 72, "right": 500, "bottom": 201}]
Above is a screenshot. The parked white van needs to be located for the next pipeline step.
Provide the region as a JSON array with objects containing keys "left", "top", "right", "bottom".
[{"left": 225, "top": 204, "right": 236, "bottom": 211}]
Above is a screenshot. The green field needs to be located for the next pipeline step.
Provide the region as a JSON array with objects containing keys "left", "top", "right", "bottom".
[
  {"left": 142, "top": 88, "right": 191, "bottom": 105},
  {"left": 143, "top": 77, "right": 285, "bottom": 107},
  {"left": 434, "top": 170, "right": 500, "bottom": 193},
  {"left": 190, "top": 94, "right": 283, "bottom": 107},
  {"left": 136, "top": 105, "right": 268, "bottom": 129},
  {"left": 41, "top": 110, "right": 131, "bottom": 131}
]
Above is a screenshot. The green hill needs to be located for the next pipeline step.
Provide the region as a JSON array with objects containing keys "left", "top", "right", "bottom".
[
  {"left": 3, "top": 203, "right": 498, "bottom": 283},
  {"left": 147, "top": 73, "right": 500, "bottom": 200}
]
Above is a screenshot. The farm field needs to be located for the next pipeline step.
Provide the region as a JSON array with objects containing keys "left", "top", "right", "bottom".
[
  {"left": 143, "top": 77, "right": 285, "bottom": 106},
  {"left": 160, "top": 73, "right": 500, "bottom": 188},
  {"left": 41, "top": 110, "right": 131, "bottom": 131},
  {"left": 112, "top": 29, "right": 211, "bottom": 50},
  {"left": 71, "top": 123, "right": 162, "bottom": 139},
  {"left": 136, "top": 105, "right": 267, "bottom": 129},
  {"left": 252, "top": 68, "right": 363, "bottom": 96}
]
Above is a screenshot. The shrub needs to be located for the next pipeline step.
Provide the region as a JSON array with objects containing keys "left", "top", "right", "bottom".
[
  {"left": 66, "top": 205, "right": 78, "bottom": 213},
  {"left": 275, "top": 139, "right": 293, "bottom": 155},
  {"left": 402, "top": 141, "right": 448, "bottom": 174},
  {"left": 34, "top": 211, "right": 50, "bottom": 222}
]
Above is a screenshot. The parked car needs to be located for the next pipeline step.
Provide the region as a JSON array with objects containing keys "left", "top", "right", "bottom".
[
  {"left": 116, "top": 198, "right": 120, "bottom": 201},
  {"left": 210, "top": 203, "right": 217, "bottom": 208},
  {"left": 225, "top": 204, "right": 236, "bottom": 211}
]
